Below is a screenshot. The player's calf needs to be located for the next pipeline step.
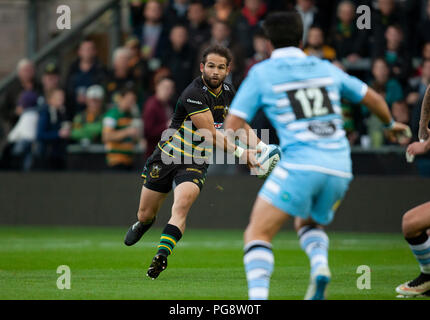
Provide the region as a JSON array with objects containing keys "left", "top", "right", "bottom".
[
  {"left": 297, "top": 225, "right": 331, "bottom": 300},
  {"left": 243, "top": 240, "right": 274, "bottom": 300}
]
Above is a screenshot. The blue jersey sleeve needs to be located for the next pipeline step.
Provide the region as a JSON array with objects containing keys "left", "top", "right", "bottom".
[
  {"left": 228, "top": 67, "right": 262, "bottom": 122},
  {"left": 330, "top": 63, "right": 368, "bottom": 103}
]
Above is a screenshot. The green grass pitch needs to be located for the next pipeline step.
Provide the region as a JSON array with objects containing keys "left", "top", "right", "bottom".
[{"left": 0, "top": 226, "right": 428, "bottom": 300}]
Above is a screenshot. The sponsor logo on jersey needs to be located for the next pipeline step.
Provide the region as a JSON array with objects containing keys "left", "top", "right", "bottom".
[
  {"left": 308, "top": 121, "right": 336, "bottom": 136},
  {"left": 187, "top": 98, "right": 203, "bottom": 105},
  {"left": 223, "top": 84, "right": 230, "bottom": 91}
]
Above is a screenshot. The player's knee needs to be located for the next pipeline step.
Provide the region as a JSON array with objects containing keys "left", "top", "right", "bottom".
[
  {"left": 137, "top": 206, "right": 156, "bottom": 223},
  {"left": 402, "top": 210, "right": 420, "bottom": 238}
]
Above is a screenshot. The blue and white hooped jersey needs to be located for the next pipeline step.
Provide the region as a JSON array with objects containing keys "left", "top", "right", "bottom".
[{"left": 229, "top": 47, "right": 368, "bottom": 178}]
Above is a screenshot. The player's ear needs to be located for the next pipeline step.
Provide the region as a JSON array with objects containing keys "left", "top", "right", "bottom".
[{"left": 200, "top": 62, "right": 204, "bottom": 73}]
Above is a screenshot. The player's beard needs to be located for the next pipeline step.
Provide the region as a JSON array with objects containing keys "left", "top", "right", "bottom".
[{"left": 202, "top": 72, "right": 225, "bottom": 90}]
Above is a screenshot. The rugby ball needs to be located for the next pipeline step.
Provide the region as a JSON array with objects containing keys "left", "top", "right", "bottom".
[{"left": 255, "top": 144, "right": 282, "bottom": 179}]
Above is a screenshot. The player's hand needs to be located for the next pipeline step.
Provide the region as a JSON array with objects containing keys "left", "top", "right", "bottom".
[
  {"left": 407, "top": 140, "right": 430, "bottom": 156},
  {"left": 385, "top": 122, "right": 411, "bottom": 144},
  {"left": 241, "top": 149, "right": 261, "bottom": 170}
]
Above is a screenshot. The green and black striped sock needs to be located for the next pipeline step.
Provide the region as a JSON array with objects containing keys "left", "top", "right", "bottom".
[{"left": 157, "top": 224, "right": 182, "bottom": 257}]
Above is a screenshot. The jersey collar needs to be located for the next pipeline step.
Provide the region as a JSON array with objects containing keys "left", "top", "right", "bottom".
[{"left": 271, "top": 47, "right": 307, "bottom": 59}]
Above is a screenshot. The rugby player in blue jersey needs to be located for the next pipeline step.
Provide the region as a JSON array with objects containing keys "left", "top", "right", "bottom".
[{"left": 225, "top": 11, "right": 410, "bottom": 300}]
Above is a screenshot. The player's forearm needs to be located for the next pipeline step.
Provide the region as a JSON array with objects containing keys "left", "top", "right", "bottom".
[
  {"left": 419, "top": 86, "right": 430, "bottom": 139},
  {"left": 209, "top": 130, "right": 235, "bottom": 154},
  {"left": 361, "top": 87, "right": 392, "bottom": 126},
  {"left": 238, "top": 123, "right": 261, "bottom": 149}
]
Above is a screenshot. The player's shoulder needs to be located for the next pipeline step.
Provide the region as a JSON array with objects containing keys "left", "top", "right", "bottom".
[
  {"left": 180, "top": 77, "right": 207, "bottom": 101},
  {"left": 222, "top": 81, "right": 235, "bottom": 95}
]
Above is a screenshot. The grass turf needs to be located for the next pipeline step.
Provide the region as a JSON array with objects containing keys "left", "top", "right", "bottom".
[{"left": 0, "top": 226, "right": 428, "bottom": 300}]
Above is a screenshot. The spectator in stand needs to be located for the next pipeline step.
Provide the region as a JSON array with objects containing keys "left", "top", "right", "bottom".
[
  {"left": 407, "top": 59, "right": 430, "bottom": 111},
  {"left": 234, "top": 0, "right": 267, "bottom": 58},
  {"left": 162, "top": 24, "right": 195, "bottom": 96},
  {"left": 129, "top": 0, "right": 145, "bottom": 31},
  {"left": 304, "top": 26, "right": 336, "bottom": 61},
  {"left": 143, "top": 77, "right": 175, "bottom": 158},
  {"left": 133, "top": 0, "right": 169, "bottom": 69},
  {"left": 187, "top": 0, "right": 211, "bottom": 51},
  {"left": 0, "top": 59, "right": 41, "bottom": 134},
  {"left": 38, "top": 62, "right": 61, "bottom": 107},
  {"left": 329, "top": 1, "right": 369, "bottom": 62},
  {"left": 373, "top": 25, "right": 411, "bottom": 84},
  {"left": 150, "top": 66, "right": 172, "bottom": 94},
  {"left": 391, "top": 100, "right": 411, "bottom": 145},
  {"left": 105, "top": 47, "right": 136, "bottom": 108},
  {"left": 165, "top": 0, "right": 190, "bottom": 28},
  {"left": 65, "top": 38, "right": 106, "bottom": 120},
  {"left": 1, "top": 91, "right": 40, "bottom": 171},
  {"left": 102, "top": 87, "right": 141, "bottom": 171},
  {"left": 409, "top": 60, "right": 430, "bottom": 139},
  {"left": 295, "top": 0, "right": 321, "bottom": 46},
  {"left": 36, "top": 88, "right": 70, "bottom": 170},
  {"left": 370, "top": 58, "right": 404, "bottom": 108},
  {"left": 70, "top": 85, "right": 105, "bottom": 145},
  {"left": 332, "top": 61, "right": 364, "bottom": 146},
  {"left": 207, "top": 0, "right": 240, "bottom": 27},
  {"left": 125, "top": 37, "right": 151, "bottom": 103},
  {"left": 392, "top": 100, "right": 410, "bottom": 126},
  {"left": 198, "top": 19, "right": 245, "bottom": 87},
  {"left": 372, "top": 0, "right": 406, "bottom": 48},
  {"left": 415, "top": 0, "right": 430, "bottom": 54},
  {"left": 244, "top": 29, "right": 270, "bottom": 76},
  {"left": 365, "top": 58, "right": 404, "bottom": 147},
  {"left": 414, "top": 42, "right": 430, "bottom": 77}
]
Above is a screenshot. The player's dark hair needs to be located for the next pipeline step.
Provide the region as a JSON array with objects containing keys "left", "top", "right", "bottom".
[
  {"left": 263, "top": 11, "right": 303, "bottom": 49},
  {"left": 201, "top": 45, "right": 233, "bottom": 66}
]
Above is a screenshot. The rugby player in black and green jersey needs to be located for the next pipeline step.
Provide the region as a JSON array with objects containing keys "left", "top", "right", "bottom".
[{"left": 124, "top": 45, "right": 266, "bottom": 279}]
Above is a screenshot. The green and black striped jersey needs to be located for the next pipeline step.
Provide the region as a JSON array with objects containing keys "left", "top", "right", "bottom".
[{"left": 158, "top": 76, "right": 235, "bottom": 162}]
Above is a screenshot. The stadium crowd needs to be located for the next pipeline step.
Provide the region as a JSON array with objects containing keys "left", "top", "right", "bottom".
[{"left": 1, "top": 0, "right": 430, "bottom": 171}]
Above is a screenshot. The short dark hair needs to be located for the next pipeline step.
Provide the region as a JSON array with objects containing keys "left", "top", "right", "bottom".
[
  {"left": 118, "top": 85, "right": 137, "bottom": 98},
  {"left": 263, "top": 11, "right": 303, "bottom": 49},
  {"left": 201, "top": 45, "right": 233, "bottom": 66}
]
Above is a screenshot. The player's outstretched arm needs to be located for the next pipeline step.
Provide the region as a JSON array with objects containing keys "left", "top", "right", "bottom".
[
  {"left": 361, "top": 87, "right": 411, "bottom": 143},
  {"left": 238, "top": 122, "right": 267, "bottom": 150},
  {"left": 190, "top": 111, "right": 260, "bottom": 168},
  {"left": 418, "top": 85, "right": 430, "bottom": 141}
]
